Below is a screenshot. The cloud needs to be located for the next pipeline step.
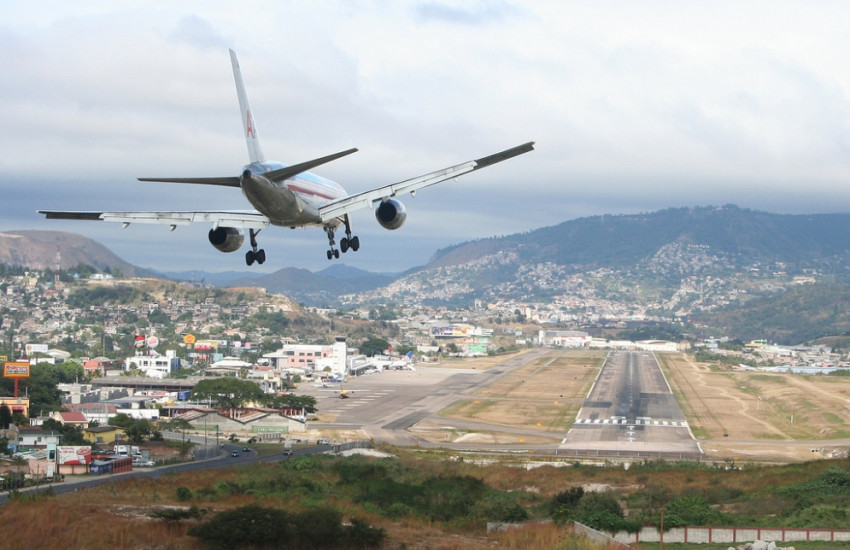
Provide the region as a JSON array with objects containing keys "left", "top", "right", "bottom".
[
  {"left": 168, "top": 15, "right": 230, "bottom": 50},
  {"left": 3, "top": 1, "right": 850, "bottom": 272},
  {"left": 414, "top": 0, "right": 523, "bottom": 25}
]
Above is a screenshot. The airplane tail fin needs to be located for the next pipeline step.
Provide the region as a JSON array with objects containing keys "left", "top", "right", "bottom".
[{"left": 229, "top": 49, "right": 265, "bottom": 164}]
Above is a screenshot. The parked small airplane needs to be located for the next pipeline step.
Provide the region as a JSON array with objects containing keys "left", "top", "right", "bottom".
[{"left": 39, "top": 49, "right": 534, "bottom": 266}]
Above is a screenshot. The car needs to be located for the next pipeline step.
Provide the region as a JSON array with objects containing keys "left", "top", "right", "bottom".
[
  {"left": 231, "top": 450, "right": 240, "bottom": 457},
  {"left": 283, "top": 449, "right": 293, "bottom": 457},
  {"left": 243, "top": 447, "right": 250, "bottom": 453},
  {"left": 317, "top": 439, "right": 330, "bottom": 446},
  {"left": 133, "top": 459, "right": 155, "bottom": 467}
]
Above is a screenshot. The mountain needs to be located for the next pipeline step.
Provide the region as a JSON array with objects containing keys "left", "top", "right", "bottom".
[
  {"left": 223, "top": 264, "right": 397, "bottom": 306},
  {"left": 337, "top": 205, "right": 850, "bottom": 343},
  {"left": 426, "top": 205, "right": 850, "bottom": 271},
  {"left": 0, "top": 230, "right": 156, "bottom": 278}
]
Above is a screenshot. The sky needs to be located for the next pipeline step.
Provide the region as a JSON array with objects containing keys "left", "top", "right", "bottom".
[{"left": 3, "top": 1, "right": 850, "bottom": 274}]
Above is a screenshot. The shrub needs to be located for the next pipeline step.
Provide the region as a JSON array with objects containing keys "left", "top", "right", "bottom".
[{"left": 176, "top": 486, "right": 192, "bottom": 502}]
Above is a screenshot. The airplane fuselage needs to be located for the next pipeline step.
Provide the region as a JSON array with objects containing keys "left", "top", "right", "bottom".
[{"left": 240, "top": 161, "right": 347, "bottom": 228}]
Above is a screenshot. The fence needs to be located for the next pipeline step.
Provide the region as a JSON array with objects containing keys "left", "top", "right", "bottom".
[
  {"left": 161, "top": 431, "right": 221, "bottom": 460},
  {"left": 613, "top": 526, "right": 850, "bottom": 545}
]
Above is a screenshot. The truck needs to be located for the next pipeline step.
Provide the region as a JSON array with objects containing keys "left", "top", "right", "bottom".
[{"left": 113, "top": 444, "right": 140, "bottom": 456}]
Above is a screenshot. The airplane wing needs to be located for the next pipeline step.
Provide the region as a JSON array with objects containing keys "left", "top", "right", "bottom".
[
  {"left": 37, "top": 210, "right": 270, "bottom": 230},
  {"left": 318, "top": 141, "right": 535, "bottom": 222}
]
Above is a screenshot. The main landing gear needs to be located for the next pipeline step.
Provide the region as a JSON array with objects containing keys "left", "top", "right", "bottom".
[
  {"left": 325, "top": 215, "right": 360, "bottom": 260},
  {"left": 245, "top": 228, "right": 266, "bottom": 266}
]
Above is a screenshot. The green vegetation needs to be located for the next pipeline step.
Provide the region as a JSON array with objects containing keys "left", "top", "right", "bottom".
[{"left": 187, "top": 504, "right": 384, "bottom": 549}]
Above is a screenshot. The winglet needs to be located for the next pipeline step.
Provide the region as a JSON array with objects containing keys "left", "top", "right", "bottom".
[
  {"left": 474, "top": 141, "right": 535, "bottom": 170},
  {"left": 230, "top": 49, "right": 265, "bottom": 164}
]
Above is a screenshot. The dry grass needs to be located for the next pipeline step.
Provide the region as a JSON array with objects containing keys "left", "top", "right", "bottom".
[
  {"left": 659, "top": 353, "right": 850, "bottom": 461},
  {"left": 415, "top": 350, "right": 605, "bottom": 444}
]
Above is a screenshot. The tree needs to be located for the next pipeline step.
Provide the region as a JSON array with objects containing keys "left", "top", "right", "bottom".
[
  {"left": 359, "top": 336, "right": 389, "bottom": 357},
  {"left": 190, "top": 378, "right": 265, "bottom": 409},
  {"left": 267, "top": 394, "right": 317, "bottom": 414},
  {"left": 0, "top": 404, "right": 11, "bottom": 430}
]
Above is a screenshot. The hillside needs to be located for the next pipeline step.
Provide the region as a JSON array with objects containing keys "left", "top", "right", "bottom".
[
  {"left": 223, "top": 265, "right": 396, "bottom": 306},
  {"left": 0, "top": 230, "right": 155, "bottom": 278},
  {"left": 427, "top": 205, "right": 850, "bottom": 272}
]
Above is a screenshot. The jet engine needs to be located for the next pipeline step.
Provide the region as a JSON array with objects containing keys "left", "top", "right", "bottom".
[
  {"left": 208, "top": 227, "right": 244, "bottom": 253},
  {"left": 375, "top": 198, "right": 407, "bottom": 230}
]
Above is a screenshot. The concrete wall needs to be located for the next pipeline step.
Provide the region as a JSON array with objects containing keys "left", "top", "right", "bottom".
[{"left": 614, "top": 526, "right": 850, "bottom": 545}]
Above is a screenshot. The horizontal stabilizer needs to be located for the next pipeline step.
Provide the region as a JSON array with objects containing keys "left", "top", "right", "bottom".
[
  {"left": 264, "top": 148, "right": 358, "bottom": 183},
  {"left": 137, "top": 176, "right": 241, "bottom": 186}
]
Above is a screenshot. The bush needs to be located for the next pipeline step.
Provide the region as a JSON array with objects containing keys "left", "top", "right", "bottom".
[
  {"left": 176, "top": 486, "right": 192, "bottom": 502},
  {"left": 346, "top": 517, "right": 386, "bottom": 548},
  {"left": 188, "top": 504, "right": 384, "bottom": 549}
]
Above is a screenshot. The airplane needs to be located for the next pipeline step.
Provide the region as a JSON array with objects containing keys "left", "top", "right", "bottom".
[{"left": 39, "top": 49, "right": 535, "bottom": 266}]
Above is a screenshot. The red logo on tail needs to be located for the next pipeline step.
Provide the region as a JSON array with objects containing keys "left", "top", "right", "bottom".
[{"left": 246, "top": 110, "right": 256, "bottom": 138}]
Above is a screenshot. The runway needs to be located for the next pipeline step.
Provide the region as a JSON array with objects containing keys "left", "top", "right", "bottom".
[{"left": 559, "top": 351, "right": 702, "bottom": 457}]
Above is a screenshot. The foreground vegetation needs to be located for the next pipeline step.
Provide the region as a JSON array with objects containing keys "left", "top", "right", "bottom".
[{"left": 2, "top": 448, "right": 850, "bottom": 549}]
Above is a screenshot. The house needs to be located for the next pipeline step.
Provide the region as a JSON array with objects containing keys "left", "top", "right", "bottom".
[
  {"left": 0, "top": 396, "right": 30, "bottom": 418},
  {"left": 17, "top": 426, "right": 61, "bottom": 448},
  {"left": 52, "top": 411, "right": 88, "bottom": 428},
  {"left": 82, "top": 425, "right": 127, "bottom": 446}
]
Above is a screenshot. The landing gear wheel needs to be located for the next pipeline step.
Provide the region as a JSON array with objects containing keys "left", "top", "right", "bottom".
[
  {"left": 341, "top": 214, "right": 360, "bottom": 253},
  {"left": 247, "top": 228, "right": 264, "bottom": 266},
  {"left": 327, "top": 250, "right": 333, "bottom": 260},
  {"left": 334, "top": 248, "right": 340, "bottom": 259}
]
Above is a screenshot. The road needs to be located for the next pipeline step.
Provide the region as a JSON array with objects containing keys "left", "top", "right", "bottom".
[{"left": 0, "top": 442, "right": 327, "bottom": 505}]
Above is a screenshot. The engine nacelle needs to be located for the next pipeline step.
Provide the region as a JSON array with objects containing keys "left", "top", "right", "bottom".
[
  {"left": 375, "top": 198, "right": 407, "bottom": 230},
  {"left": 208, "top": 227, "right": 244, "bottom": 253}
]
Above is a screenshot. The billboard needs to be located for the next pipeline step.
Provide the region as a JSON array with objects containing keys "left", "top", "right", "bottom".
[
  {"left": 3, "top": 361, "right": 30, "bottom": 378},
  {"left": 25, "top": 344, "right": 48, "bottom": 355},
  {"left": 57, "top": 445, "right": 92, "bottom": 465}
]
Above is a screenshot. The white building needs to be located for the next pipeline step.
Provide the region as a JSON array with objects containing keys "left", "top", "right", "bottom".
[
  {"left": 124, "top": 350, "right": 181, "bottom": 378},
  {"left": 538, "top": 330, "right": 592, "bottom": 348}
]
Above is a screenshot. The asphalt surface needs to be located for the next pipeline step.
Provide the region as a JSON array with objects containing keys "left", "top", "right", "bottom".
[{"left": 559, "top": 351, "right": 702, "bottom": 456}]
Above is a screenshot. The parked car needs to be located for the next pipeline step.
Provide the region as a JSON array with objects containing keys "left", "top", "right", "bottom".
[
  {"left": 317, "top": 439, "right": 330, "bottom": 445},
  {"left": 133, "top": 459, "right": 155, "bottom": 467}
]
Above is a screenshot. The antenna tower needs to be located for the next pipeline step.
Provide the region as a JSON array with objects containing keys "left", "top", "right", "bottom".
[{"left": 54, "top": 245, "right": 61, "bottom": 288}]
